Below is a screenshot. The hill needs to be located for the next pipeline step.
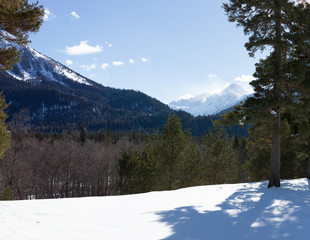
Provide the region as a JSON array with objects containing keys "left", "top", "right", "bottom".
[
  {"left": 1, "top": 178, "right": 309, "bottom": 239},
  {"left": 0, "top": 45, "right": 216, "bottom": 135}
]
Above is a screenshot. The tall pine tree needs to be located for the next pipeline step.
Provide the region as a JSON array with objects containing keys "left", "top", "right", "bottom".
[
  {"left": 201, "top": 123, "right": 238, "bottom": 185},
  {"left": 223, "top": 0, "right": 310, "bottom": 187}
]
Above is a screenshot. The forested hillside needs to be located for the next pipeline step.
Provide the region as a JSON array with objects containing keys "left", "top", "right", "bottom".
[{"left": 0, "top": 46, "right": 225, "bottom": 135}]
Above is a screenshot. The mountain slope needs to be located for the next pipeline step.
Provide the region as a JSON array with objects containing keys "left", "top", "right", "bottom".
[
  {"left": 0, "top": 45, "right": 217, "bottom": 134},
  {"left": 169, "top": 83, "right": 251, "bottom": 116},
  {"left": 1, "top": 178, "right": 309, "bottom": 240}
]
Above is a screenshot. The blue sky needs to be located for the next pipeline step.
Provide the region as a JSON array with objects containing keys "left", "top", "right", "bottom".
[{"left": 28, "top": 0, "right": 260, "bottom": 103}]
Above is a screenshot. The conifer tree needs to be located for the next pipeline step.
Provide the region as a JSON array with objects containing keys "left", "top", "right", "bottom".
[
  {"left": 289, "top": 2, "right": 310, "bottom": 179},
  {"left": 156, "top": 114, "right": 200, "bottom": 190},
  {"left": 0, "top": 93, "right": 11, "bottom": 199},
  {"left": 0, "top": 0, "right": 44, "bottom": 70},
  {"left": 0, "top": 93, "right": 10, "bottom": 160},
  {"left": 223, "top": 0, "right": 310, "bottom": 187},
  {"left": 201, "top": 123, "right": 238, "bottom": 184}
]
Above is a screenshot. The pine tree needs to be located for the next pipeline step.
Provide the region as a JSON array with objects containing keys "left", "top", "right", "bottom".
[
  {"left": 223, "top": 0, "right": 310, "bottom": 187},
  {"left": 0, "top": 0, "right": 44, "bottom": 70},
  {"left": 0, "top": 93, "right": 10, "bottom": 160},
  {"left": 290, "top": 2, "right": 310, "bottom": 179},
  {"left": 201, "top": 123, "right": 238, "bottom": 184},
  {"left": 0, "top": 93, "right": 11, "bottom": 199},
  {"left": 156, "top": 114, "right": 200, "bottom": 190}
]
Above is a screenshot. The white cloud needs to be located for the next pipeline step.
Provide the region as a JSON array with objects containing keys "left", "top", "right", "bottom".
[
  {"left": 105, "top": 41, "right": 113, "bottom": 48},
  {"left": 71, "top": 11, "right": 80, "bottom": 19},
  {"left": 234, "top": 75, "right": 255, "bottom": 94},
  {"left": 235, "top": 74, "right": 255, "bottom": 83},
  {"left": 179, "top": 94, "right": 194, "bottom": 100},
  {"left": 80, "top": 64, "right": 96, "bottom": 71},
  {"left": 101, "top": 63, "right": 110, "bottom": 70},
  {"left": 65, "top": 41, "right": 103, "bottom": 55},
  {"left": 43, "top": 8, "right": 55, "bottom": 21},
  {"left": 208, "top": 74, "right": 219, "bottom": 79},
  {"left": 113, "top": 61, "right": 124, "bottom": 66},
  {"left": 65, "top": 60, "right": 73, "bottom": 66},
  {"left": 129, "top": 59, "right": 135, "bottom": 64},
  {"left": 141, "top": 57, "right": 150, "bottom": 63}
]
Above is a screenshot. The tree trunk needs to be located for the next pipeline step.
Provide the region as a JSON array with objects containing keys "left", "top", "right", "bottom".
[
  {"left": 268, "top": 110, "right": 281, "bottom": 188},
  {"left": 268, "top": 2, "right": 282, "bottom": 188},
  {"left": 307, "top": 157, "right": 310, "bottom": 179}
]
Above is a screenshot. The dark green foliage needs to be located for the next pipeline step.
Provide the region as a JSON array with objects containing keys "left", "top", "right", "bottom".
[
  {"left": 118, "top": 115, "right": 201, "bottom": 193},
  {"left": 0, "top": 0, "right": 44, "bottom": 70},
  {"left": 118, "top": 115, "right": 243, "bottom": 194},
  {"left": 223, "top": 0, "right": 310, "bottom": 187},
  {"left": 155, "top": 115, "right": 201, "bottom": 190},
  {"left": 0, "top": 185, "right": 14, "bottom": 200},
  {"left": 0, "top": 93, "right": 11, "bottom": 200},
  {"left": 0, "top": 93, "right": 10, "bottom": 159},
  {"left": 79, "top": 124, "right": 87, "bottom": 143},
  {"left": 118, "top": 147, "right": 159, "bottom": 194},
  {"left": 243, "top": 124, "right": 271, "bottom": 181},
  {"left": 200, "top": 123, "right": 238, "bottom": 184}
]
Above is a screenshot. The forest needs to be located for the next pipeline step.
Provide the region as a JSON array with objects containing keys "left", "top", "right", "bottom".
[{"left": 0, "top": 113, "right": 307, "bottom": 200}]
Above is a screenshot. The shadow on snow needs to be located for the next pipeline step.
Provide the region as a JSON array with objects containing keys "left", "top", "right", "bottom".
[{"left": 156, "top": 179, "right": 310, "bottom": 240}]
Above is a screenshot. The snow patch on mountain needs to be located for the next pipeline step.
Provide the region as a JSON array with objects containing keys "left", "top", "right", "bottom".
[
  {"left": 6, "top": 45, "right": 92, "bottom": 86},
  {"left": 169, "top": 83, "right": 251, "bottom": 116}
]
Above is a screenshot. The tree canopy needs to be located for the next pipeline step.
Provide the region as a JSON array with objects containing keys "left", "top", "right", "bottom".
[
  {"left": 223, "top": 0, "right": 310, "bottom": 187},
  {"left": 0, "top": 0, "right": 44, "bottom": 70}
]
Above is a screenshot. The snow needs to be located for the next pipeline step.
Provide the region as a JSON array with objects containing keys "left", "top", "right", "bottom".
[
  {"left": 54, "top": 65, "right": 92, "bottom": 86},
  {"left": 6, "top": 46, "right": 93, "bottom": 86},
  {"left": 6, "top": 71, "right": 23, "bottom": 81},
  {"left": 1, "top": 178, "right": 310, "bottom": 239},
  {"left": 26, "top": 46, "right": 50, "bottom": 62},
  {"left": 169, "top": 83, "right": 251, "bottom": 116}
]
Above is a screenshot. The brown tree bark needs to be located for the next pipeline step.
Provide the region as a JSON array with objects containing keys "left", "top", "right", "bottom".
[{"left": 268, "top": 2, "right": 282, "bottom": 188}]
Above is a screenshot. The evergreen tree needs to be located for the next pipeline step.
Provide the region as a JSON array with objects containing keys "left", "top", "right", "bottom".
[
  {"left": 201, "top": 123, "right": 238, "bottom": 184},
  {"left": 0, "top": 93, "right": 10, "bottom": 161},
  {"left": 79, "top": 124, "right": 88, "bottom": 143},
  {"left": 118, "top": 115, "right": 200, "bottom": 193},
  {"left": 0, "top": 0, "right": 44, "bottom": 70},
  {"left": 156, "top": 114, "right": 200, "bottom": 190},
  {"left": 0, "top": 93, "right": 11, "bottom": 199},
  {"left": 290, "top": 2, "right": 310, "bottom": 179},
  {"left": 223, "top": 0, "right": 310, "bottom": 187}
]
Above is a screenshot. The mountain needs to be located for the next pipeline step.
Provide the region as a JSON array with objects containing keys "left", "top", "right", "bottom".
[
  {"left": 1, "top": 178, "right": 309, "bottom": 239},
  {"left": 0, "top": 45, "right": 218, "bottom": 135},
  {"left": 169, "top": 83, "right": 251, "bottom": 116}
]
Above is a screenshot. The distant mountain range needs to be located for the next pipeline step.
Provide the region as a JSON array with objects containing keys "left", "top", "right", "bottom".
[
  {"left": 0, "top": 45, "right": 222, "bottom": 135},
  {"left": 169, "top": 83, "right": 252, "bottom": 116}
]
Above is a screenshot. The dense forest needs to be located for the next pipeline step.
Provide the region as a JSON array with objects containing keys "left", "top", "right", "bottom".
[{"left": 0, "top": 114, "right": 307, "bottom": 200}]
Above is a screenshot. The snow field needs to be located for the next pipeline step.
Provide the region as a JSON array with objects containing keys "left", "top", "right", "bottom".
[{"left": 1, "top": 178, "right": 310, "bottom": 240}]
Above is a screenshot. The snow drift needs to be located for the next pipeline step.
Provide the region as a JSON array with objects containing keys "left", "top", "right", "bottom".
[{"left": 1, "top": 178, "right": 310, "bottom": 240}]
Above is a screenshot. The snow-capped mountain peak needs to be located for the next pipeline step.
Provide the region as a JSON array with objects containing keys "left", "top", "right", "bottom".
[
  {"left": 220, "top": 83, "right": 247, "bottom": 98},
  {"left": 6, "top": 45, "right": 92, "bottom": 86},
  {"left": 169, "top": 83, "right": 251, "bottom": 116}
]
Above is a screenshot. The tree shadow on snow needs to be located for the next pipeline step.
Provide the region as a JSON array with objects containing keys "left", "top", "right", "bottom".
[{"left": 156, "top": 179, "right": 310, "bottom": 240}]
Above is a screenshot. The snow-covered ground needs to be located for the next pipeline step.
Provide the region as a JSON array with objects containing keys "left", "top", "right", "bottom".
[{"left": 1, "top": 178, "right": 310, "bottom": 240}]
